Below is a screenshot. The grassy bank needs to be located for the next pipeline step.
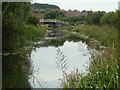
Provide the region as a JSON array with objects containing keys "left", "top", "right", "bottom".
[
  {"left": 57, "top": 25, "right": 118, "bottom": 88},
  {"left": 74, "top": 25, "right": 118, "bottom": 48},
  {"left": 17, "top": 25, "right": 47, "bottom": 49},
  {"left": 3, "top": 25, "right": 47, "bottom": 53}
]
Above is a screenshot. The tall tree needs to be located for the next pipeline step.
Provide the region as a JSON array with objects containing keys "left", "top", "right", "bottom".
[{"left": 2, "top": 2, "right": 31, "bottom": 52}]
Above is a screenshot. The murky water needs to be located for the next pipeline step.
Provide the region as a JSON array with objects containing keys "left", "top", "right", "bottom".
[
  {"left": 30, "top": 40, "right": 91, "bottom": 88},
  {"left": 3, "top": 52, "right": 32, "bottom": 88}
]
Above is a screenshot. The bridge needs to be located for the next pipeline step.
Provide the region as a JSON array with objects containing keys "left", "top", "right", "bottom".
[{"left": 40, "top": 19, "right": 70, "bottom": 28}]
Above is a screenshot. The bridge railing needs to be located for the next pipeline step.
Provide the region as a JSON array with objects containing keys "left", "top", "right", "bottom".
[{"left": 40, "top": 19, "right": 69, "bottom": 25}]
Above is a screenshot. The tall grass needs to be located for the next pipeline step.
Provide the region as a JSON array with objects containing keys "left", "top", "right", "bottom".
[
  {"left": 57, "top": 25, "right": 118, "bottom": 88},
  {"left": 16, "top": 25, "right": 47, "bottom": 50},
  {"left": 56, "top": 48, "right": 68, "bottom": 84},
  {"left": 73, "top": 25, "right": 118, "bottom": 48}
]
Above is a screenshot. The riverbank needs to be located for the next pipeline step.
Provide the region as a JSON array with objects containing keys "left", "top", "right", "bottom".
[
  {"left": 57, "top": 25, "right": 118, "bottom": 88},
  {"left": 3, "top": 25, "right": 47, "bottom": 55}
]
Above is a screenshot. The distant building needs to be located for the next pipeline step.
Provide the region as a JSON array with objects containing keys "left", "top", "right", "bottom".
[
  {"left": 61, "top": 9, "right": 66, "bottom": 11},
  {"left": 81, "top": 12, "right": 88, "bottom": 16},
  {"left": 68, "top": 9, "right": 72, "bottom": 12},
  {"left": 32, "top": 8, "right": 45, "bottom": 19},
  {"left": 32, "top": 13, "right": 45, "bottom": 19},
  {"left": 34, "top": 8, "right": 40, "bottom": 11},
  {"left": 65, "top": 9, "right": 88, "bottom": 17}
]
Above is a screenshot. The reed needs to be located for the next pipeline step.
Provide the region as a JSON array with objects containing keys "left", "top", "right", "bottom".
[{"left": 57, "top": 25, "right": 118, "bottom": 88}]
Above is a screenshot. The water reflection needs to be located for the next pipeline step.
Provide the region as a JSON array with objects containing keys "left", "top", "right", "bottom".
[
  {"left": 2, "top": 50, "right": 32, "bottom": 88},
  {"left": 30, "top": 40, "right": 91, "bottom": 88}
]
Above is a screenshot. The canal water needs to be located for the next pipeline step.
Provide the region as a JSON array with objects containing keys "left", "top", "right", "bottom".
[
  {"left": 29, "top": 39, "right": 91, "bottom": 88},
  {"left": 2, "top": 30, "right": 92, "bottom": 88}
]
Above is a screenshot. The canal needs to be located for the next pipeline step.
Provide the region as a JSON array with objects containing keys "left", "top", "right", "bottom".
[
  {"left": 29, "top": 30, "right": 91, "bottom": 88},
  {"left": 3, "top": 30, "right": 92, "bottom": 88}
]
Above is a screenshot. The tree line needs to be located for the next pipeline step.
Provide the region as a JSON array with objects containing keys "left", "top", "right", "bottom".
[
  {"left": 44, "top": 9, "right": 118, "bottom": 28},
  {"left": 32, "top": 3, "right": 60, "bottom": 10}
]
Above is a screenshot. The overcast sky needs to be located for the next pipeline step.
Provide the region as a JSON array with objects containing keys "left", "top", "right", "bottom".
[{"left": 31, "top": 0, "right": 119, "bottom": 12}]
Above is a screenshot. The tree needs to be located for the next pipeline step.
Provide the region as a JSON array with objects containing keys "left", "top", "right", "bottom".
[
  {"left": 100, "top": 11, "right": 118, "bottom": 28},
  {"left": 85, "top": 11, "right": 105, "bottom": 25},
  {"left": 32, "top": 3, "right": 60, "bottom": 10},
  {"left": 2, "top": 2, "right": 31, "bottom": 52},
  {"left": 27, "top": 15, "right": 39, "bottom": 26},
  {"left": 44, "top": 9, "right": 65, "bottom": 19}
]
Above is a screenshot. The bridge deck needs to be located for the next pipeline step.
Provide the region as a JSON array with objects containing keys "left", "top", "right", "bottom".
[{"left": 40, "top": 19, "right": 69, "bottom": 25}]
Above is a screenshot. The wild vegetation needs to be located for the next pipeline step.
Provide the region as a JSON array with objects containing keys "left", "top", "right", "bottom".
[
  {"left": 2, "top": 2, "right": 47, "bottom": 53},
  {"left": 2, "top": 2, "right": 47, "bottom": 88},
  {"left": 57, "top": 25, "right": 118, "bottom": 88},
  {"left": 44, "top": 9, "right": 118, "bottom": 28},
  {"left": 56, "top": 11, "right": 119, "bottom": 88},
  {"left": 2, "top": 2, "right": 119, "bottom": 89}
]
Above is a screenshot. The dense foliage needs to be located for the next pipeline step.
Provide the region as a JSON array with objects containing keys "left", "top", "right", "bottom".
[
  {"left": 85, "top": 11, "right": 105, "bottom": 25},
  {"left": 100, "top": 11, "right": 118, "bottom": 28},
  {"left": 27, "top": 15, "right": 39, "bottom": 26},
  {"left": 58, "top": 16, "right": 85, "bottom": 25},
  {"left": 2, "top": 2, "right": 31, "bottom": 52},
  {"left": 55, "top": 10, "right": 118, "bottom": 28},
  {"left": 2, "top": 2, "right": 46, "bottom": 52},
  {"left": 44, "top": 9, "right": 66, "bottom": 19},
  {"left": 32, "top": 3, "right": 60, "bottom": 10}
]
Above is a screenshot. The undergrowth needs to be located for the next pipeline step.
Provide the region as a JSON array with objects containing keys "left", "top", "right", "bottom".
[{"left": 56, "top": 25, "right": 118, "bottom": 88}]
